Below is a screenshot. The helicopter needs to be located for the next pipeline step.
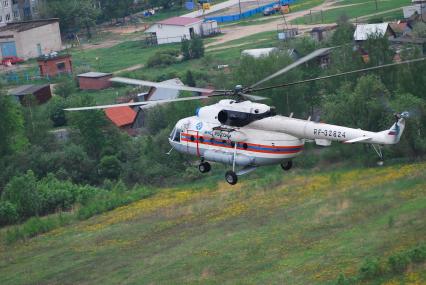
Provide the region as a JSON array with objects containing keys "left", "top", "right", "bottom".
[{"left": 66, "top": 48, "right": 424, "bottom": 185}]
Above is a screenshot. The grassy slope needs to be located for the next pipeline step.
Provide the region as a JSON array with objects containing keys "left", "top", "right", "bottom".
[{"left": 0, "top": 162, "right": 425, "bottom": 284}]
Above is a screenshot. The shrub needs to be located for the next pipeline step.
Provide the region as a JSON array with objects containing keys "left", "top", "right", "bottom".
[
  {"left": 388, "top": 252, "right": 410, "bottom": 274},
  {"left": 98, "top": 155, "right": 122, "bottom": 180},
  {"left": 0, "top": 201, "right": 19, "bottom": 226},
  {"left": 147, "top": 51, "right": 178, "bottom": 67},
  {"left": 359, "top": 258, "right": 382, "bottom": 280},
  {"left": 408, "top": 245, "right": 426, "bottom": 263},
  {"left": 2, "top": 170, "right": 41, "bottom": 218}
]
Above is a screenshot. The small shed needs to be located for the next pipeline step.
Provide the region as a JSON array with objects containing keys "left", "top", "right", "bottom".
[
  {"left": 77, "top": 72, "right": 113, "bottom": 90},
  {"left": 310, "top": 25, "right": 337, "bottom": 42},
  {"left": 8, "top": 84, "right": 52, "bottom": 105},
  {"left": 37, "top": 54, "right": 73, "bottom": 78},
  {"left": 145, "top": 16, "right": 204, "bottom": 45}
]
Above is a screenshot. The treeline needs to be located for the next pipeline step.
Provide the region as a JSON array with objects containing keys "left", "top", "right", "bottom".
[{"left": 39, "top": 0, "right": 184, "bottom": 38}]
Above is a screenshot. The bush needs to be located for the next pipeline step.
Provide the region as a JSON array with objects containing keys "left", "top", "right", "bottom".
[
  {"left": 2, "top": 170, "right": 41, "bottom": 218},
  {"left": 408, "top": 245, "right": 426, "bottom": 263},
  {"left": 98, "top": 155, "right": 122, "bottom": 180},
  {"left": 359, "top": 258, "right": 382, "bottom": 280},
  {"left": 0, "top": 201, "right": 19, "bottom": 226},
  {"left": 388, "top": 252, "right": 410, "bottom": 274},
  {"left": 147, "top": 51, "right": 178, "bottom": 67}
]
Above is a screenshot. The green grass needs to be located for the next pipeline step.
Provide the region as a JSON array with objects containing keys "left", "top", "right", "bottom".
[
  {"left": 291, "top": 0, "right": 410, "bottom": 24},
  {"left": 0, "top": 162, "right": 425, "bottom": 284}
]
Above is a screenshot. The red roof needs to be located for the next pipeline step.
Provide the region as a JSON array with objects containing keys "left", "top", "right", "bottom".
[
  {"left": 157, "top": 17, "right": 202, "bottom": 26},
  {"left": 105, "top": 106, "right": 137, "bottom": 127}
]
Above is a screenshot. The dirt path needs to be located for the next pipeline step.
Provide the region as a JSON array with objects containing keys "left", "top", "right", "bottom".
[
  {"left": 206, "top": 0, "right": 339, "bottom": 47},
  {"left": 114, "top": 63, "right": 145, "bottom": 74}
]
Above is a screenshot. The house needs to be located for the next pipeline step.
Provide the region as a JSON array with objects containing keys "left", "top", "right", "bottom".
[
  {"left": 310, "top": 25, "right": 337, "bottom": 42},
  {"left": 403, "top": 0, "right": 426, "bottom": 18},
  {"left": 77, "top": 72, "right": 113, "bottom": 90},
  {"left": 132, "top": 78, "right": 184, "bottom": 129},
  {"left": 105, "top": 106, "right": 138, "bottom": 135},
  {"left": 8, "top": 84, "right": 52, "bottom": 105},
  {"left": 0, "top": 19, "right": 62, "bottom": 59},
  {"left": 353, "top": 23, "right": 396, "bottom": 42},
  {"left": 37, "top": 53, "right": 73, "bottom": 78},
  {"left": 145, "top": 16, "right": 204, "bottom": 45},
  {"left": 389, "top": 22, "right": 412, "bottom": 37},
  {"left": 0, "top": 0, "right": 41, "bottom": 24}
]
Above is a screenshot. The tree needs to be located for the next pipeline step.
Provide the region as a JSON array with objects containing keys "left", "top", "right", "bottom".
[
  {"left": 100, "top": 0, "right": 134, "bottom": 22},
  {"left": 98, "top": 155, "right": 122, "bottom": 180},
  {"left": 150, "top": 0, "right": 174, "bottom": 9},
  {"left": 0, "top": 201, "right": 18, "bottom": 226},
  {"left": 185, "top": 70, "right": 196, "bottom": 87},
  {"left": 331, "top": 17, "right": 355, "bottom": 45},
  {"left": 191, "top": 36, "right": 205, "bottom": 59},
  {"left": 0, "top": 93, "right": 27, "bottom": 156},
  {"left": 181, "top": 39, "right": 191, "bottom": 60},
  {"left": 48, "top": 96, "right": 68, "bottom": 127},
  {"left": 68, "top": 96, "right": 108, "bottom": 157},
  {"left": 2, "top": 171, "right": 41, "bottom": 218},
  {"left": 41, "top": 0, "right": 100, "bottom": 38}
]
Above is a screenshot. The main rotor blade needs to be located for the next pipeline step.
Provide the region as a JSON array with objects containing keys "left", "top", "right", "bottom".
[
  {"left": 65, "top": 96, "right": 212, "bottom": 111},
  {"left": 240, "top": 93, "right": 268, "bottom": 101},
  {"left": 251, "top": 57, "right": 426, "bottom": 92},
  {"left": 111, "top": 77, "right": 214, "bottom": 94},
  {"left": 249, "top": 47, "right": 334, "bottom": 89}
]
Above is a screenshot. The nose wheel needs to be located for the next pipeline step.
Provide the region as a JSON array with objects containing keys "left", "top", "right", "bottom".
[
  {"left": 198, "top": 162, "right": 211, "bottom": 173},
  {"left": 225, "top": 170, "right": 238, "bottom": 185},
  {"left": 281, "top": 160, "right": 293, "bottom": 171}
]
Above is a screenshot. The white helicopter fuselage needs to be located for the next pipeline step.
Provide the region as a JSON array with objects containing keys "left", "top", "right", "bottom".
[{"left": 168, "top": 100, "right": 406, "bottom": 169}]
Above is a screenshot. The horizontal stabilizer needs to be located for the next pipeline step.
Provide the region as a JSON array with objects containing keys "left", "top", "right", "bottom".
[
  {"left": 343, "top": 136, "right": 372, "bottom": 144},
  {"left": 315, "top": 139, "right": 332, "bottom": 146}
]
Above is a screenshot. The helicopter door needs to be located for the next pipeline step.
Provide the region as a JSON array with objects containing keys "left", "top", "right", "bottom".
[{"left": 186, "top": 130, "right": 200, "bottom": 157}]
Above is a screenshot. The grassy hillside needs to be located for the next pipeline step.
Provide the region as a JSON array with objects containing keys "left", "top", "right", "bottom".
[{"left": 0, "top": 162, "right": 425, "bottom": 284}]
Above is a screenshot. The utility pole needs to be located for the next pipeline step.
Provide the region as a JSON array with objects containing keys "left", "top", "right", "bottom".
[{"left": 238, "top": 0, "right": 242, "bottom": 15}]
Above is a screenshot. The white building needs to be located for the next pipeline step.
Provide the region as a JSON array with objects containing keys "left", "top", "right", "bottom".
[
  {"left": 145, "top": 16, "right": 204, "bottom": 45},
  {"left": 0, "top": 18, "right": 62, "bottom": 59}
]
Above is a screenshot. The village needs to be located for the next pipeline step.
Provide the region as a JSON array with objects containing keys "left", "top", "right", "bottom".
[{"left": 0, "top": 0, "right": 425, "bottom": 137}]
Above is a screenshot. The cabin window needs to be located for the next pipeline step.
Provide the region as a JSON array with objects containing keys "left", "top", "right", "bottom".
[
  {"left": 243, "top": 143, "right": 248, "bottom": 150},
  {"left": 230, "top": 141, "right": 235, "bottom": 148},
  {"left": 199, "top": 137, "right": 204, "bottom": 143},
  {"left": 190, "top": 135, "right": 195, "bottom": 142}
]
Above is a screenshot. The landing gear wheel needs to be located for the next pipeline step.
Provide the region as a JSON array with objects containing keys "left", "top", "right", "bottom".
[
  {"left": 281, "top": 160, "right": 293, "bottom": 171},
  {"left": 225, "top": 170, "right": 238, "bottom": 185},
  {"left": 198, "top": 162, "right": 211, "bottom": 173}
]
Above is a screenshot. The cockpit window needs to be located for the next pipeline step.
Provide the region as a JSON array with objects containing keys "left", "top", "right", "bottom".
[{"left": 170, "top": 127, "right": 181, "bottom": 142}]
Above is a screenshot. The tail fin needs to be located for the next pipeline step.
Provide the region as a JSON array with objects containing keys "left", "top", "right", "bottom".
[{"left": 386, "top": 112, "right": 409, "bottom": 144}]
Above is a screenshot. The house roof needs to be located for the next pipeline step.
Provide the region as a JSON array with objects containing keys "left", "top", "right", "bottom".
[
  {"left": 389, "top": 22, "right": 411, "bottom": 34},
  {"left": 354, "top": 23, "right": 392, "bottom": 41},
  {"left": 77, "top": 72, "right": 112, "bottom": 78},
  {"left": 157, "top": 17, "right": 202, "bottom": 26},
  {"left": 0, "top": 19, "right": 59, "bottom": 33},
  {"left": 104, "top": 106, "right": 137, "bottom": 127},
  {"left": 8, "top": 84, "right": 50, "bottom": 96},
  {"left": 147, "top": 78, "right": 184, "bottom": 101}
]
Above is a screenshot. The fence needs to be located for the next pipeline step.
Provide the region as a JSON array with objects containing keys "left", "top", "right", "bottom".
[{"left": 205, "top": 0, "right": 295, "bottom": 23}]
